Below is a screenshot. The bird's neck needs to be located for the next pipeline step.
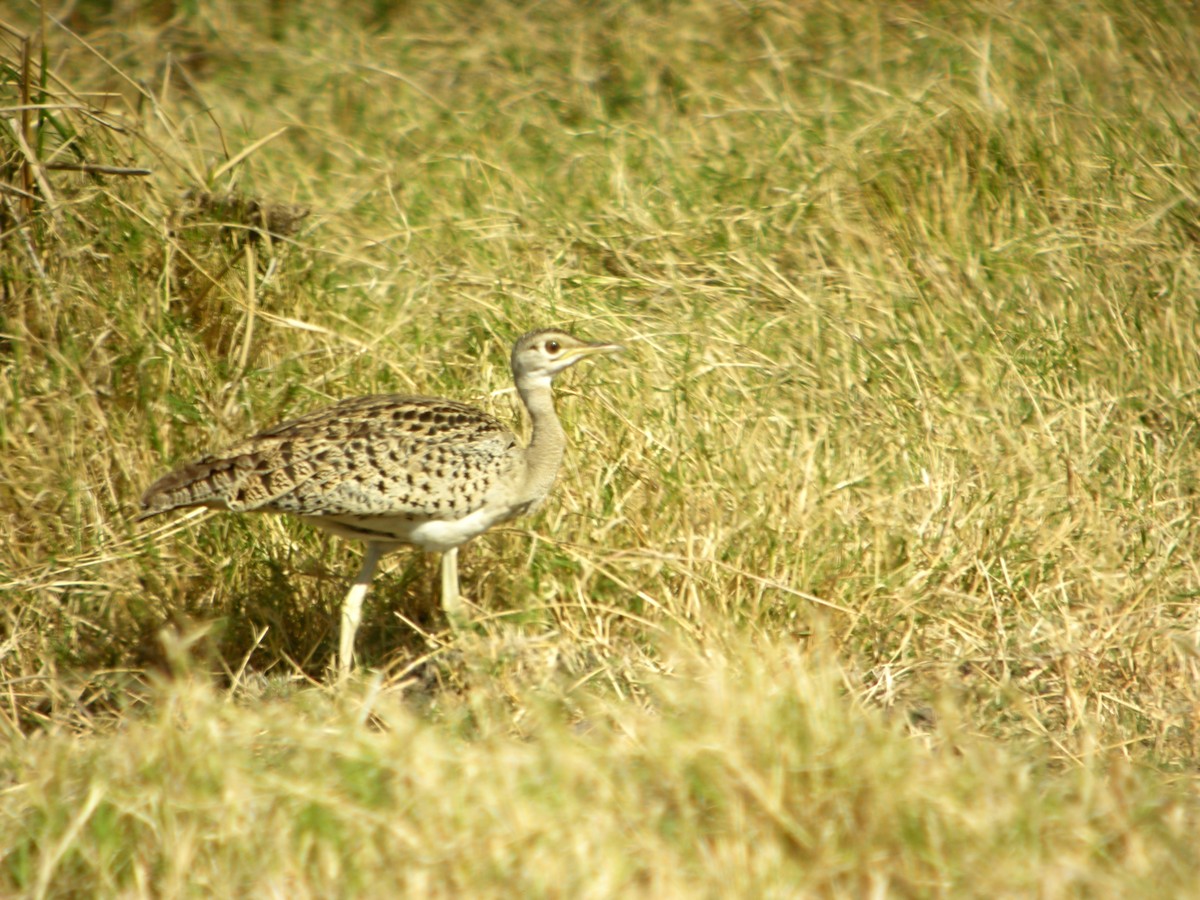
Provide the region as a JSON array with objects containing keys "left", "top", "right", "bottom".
[{"left": 517, "top": 374, "right": 566, "bottom": 505}]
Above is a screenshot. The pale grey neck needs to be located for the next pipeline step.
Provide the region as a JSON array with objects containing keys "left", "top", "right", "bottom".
[{"left": 516, "top": 374, "right": 566, "bottom": 504}]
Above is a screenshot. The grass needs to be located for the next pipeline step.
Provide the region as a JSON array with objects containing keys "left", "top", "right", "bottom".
[{"left": 2, "top": 0, "right": 1200, "bottom": 894}]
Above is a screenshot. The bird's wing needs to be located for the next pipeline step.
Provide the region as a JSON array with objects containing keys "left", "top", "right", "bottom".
[{"left": 139, "top": 395, "right": 518, "bottom": 519}]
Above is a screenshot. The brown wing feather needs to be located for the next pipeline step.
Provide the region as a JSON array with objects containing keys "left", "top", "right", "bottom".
[{"left": 138, "top": 394, "right": 519, "bottom": 521}]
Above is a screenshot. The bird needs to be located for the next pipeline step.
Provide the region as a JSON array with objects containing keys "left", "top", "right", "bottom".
[{"left": 138, "top": 327, "right": 624, "bottom": 677}]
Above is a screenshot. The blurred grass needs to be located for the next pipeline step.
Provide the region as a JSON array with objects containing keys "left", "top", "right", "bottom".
[{"left": 2, "top": 0, "right": 1200, "bottom": 895}]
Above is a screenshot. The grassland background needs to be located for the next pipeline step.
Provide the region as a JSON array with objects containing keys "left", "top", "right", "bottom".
[{"left": 2, "top": 0, "right": 1200, "bottom": 895}]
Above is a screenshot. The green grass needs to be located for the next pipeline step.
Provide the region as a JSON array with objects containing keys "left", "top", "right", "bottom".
[{"left": 3, "top": 0, "right": 1200, "bottom": 895}]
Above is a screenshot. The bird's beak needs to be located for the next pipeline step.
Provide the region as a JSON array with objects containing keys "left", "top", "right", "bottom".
[
  {"left": 559, "top": 341, "right": 625, "bottom": 365},
  {"left": 580, "top": 341, "right": 625, "bottom": 357},
  {"left": 557, "top": 340, "right": 625, "bottom": 369}
]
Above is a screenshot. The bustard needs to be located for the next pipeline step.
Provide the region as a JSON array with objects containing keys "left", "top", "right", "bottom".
[{"left": 138, "top": 328, "right": 623, "bottom": 677}]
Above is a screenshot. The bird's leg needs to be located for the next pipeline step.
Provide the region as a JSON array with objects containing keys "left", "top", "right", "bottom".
[
  {"left": 339, "top": 542, "right": 384, "bottom": 679},
  {"left": 440, "top": 546, "right": 466, "bottom": 627}
]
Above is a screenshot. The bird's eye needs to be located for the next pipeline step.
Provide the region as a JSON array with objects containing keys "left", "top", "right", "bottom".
[{"left": 545, "top": 340, "right": 560, "bottom": 354}]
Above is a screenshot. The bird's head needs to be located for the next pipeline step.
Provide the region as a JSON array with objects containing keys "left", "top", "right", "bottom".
[{"left": 510, "top": 328, "right": 624, "bottom": 390}]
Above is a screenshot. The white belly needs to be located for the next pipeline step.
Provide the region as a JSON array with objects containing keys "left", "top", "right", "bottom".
[{"left": 302, "top": 500, "right": 533, "bottom": 552}]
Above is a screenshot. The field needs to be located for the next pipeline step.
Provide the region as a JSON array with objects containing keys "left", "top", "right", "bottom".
[{"left": 3, "top": 0, "right": 1200, "bottom": 895}]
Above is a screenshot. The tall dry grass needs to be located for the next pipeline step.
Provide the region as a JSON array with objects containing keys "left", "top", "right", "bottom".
[{"left": 2, "top": 0, "right": 1199, "bottom": 895}]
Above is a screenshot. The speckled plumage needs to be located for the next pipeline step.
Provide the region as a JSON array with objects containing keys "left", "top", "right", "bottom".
[
  {"left": 140, "top": 396, "right": 522, "bottom": 535},
  {"left": 139, "top": 328, "right": 624, "bottom": 678}
]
